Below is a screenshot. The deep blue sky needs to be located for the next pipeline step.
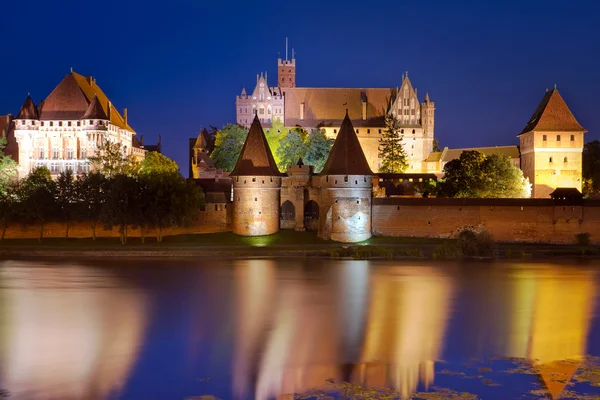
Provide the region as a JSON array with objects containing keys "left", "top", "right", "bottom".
[{"left": 1, "top": 0, "right": 599, "bottom": 175}]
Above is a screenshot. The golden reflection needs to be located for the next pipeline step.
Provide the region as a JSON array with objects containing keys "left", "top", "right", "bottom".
[
  {"left": 0, "top": 262, "right": 149, "bottom": 400},
  {"left": 357, "top": 266, "right": 454, "bottom": 399}
]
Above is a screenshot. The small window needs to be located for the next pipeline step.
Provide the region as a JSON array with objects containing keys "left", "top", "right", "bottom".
[
  {"left": 344, "top": 176, "right": 348, "bottom": 182},
  {"left": 571, "top": 135, "right": 575, "bottom": 141},
  {"left": 543, "top": 135, "right": 547, "bottom": 141},
  {"left": 68, "top": 121, "right": 72, "bottom": 126},
  {"left": 367, "top": 129, "right": 370, "bottom": 134},
  {"left": 557, "top": 135, "right": 561, "bottom": 141},
  {"left": 549, "top": 157, "right": 553, "bottom": 163},
  {"left": 334, "top": 129, "right": 337, "bottom": 134},
  {"left": 90, "top": 120, "right": 93, "bottom": 125},
  {"left": 255, "top": 198, "right": 257, "bottom": 201},
  {"left": 41, "top": 122, "right": 44, "bottom": 127},
  {"left": 49, "top": 121, "right": 53, "bottom": 127},
  {"left": 564, "top": 157, "right": 568, "bottom": 163},
  {"left": 412, "top": 129, "right": 415, "bottom": 134},
  {"left": 77, "top": 121, "right": 81, "bottom": 127},
  {"left": 378, "top": 129, "right": 382, "bottom": 134},
  {"left": 252, "top": 177, "right": 256, "bottom": 182},
  {"left": 401, "top": 129, "right": 404, "bottom": 134}
]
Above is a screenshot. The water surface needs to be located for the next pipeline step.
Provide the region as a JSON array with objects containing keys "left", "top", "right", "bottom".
[{"left": 0, "top": 259, "right": 599, "bottom": 399}]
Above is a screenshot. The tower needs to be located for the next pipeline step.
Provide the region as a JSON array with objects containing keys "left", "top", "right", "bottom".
[
  {"left": 13, "top": 95, "right": 39, "bottom": 178},
  {"left": 422, "top": 93, "right": 435, "bottom": 139},
  {"left": 518, "top": 87, "right": 586, "bottom": 198},
  {"left": 277, "top": 38, "right": 296, "bottom": 88},
  {"left": 318, "top": 111, "right": 374, "bottom": 242},
  {"left": 230, "top": 114, "right": 284, "bottom": 236}
]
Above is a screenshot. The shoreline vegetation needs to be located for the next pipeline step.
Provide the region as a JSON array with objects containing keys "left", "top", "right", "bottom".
[{"left": 0, "top": 231, "right": 598, "bottom": 261}]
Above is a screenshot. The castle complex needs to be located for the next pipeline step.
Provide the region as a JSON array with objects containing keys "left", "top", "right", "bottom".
[{"left": 2, "top": 71, "right": 156, "bottom": 179}]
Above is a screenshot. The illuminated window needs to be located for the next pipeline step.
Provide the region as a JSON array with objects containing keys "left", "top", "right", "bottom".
[
  {"left": 67, "top": 148, "right": 74, "bottom": 160},
  {"left": 81, "top": 148, "right": 87, "bottom": 158},
  {"left": 39, "top": 148, "right": 45, "bottom": 159},
  {"left": 53, "top": 148, "right": 59, "bottom": 159}
]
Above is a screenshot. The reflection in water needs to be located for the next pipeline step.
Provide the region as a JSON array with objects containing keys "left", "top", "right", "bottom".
[
  {"left": 0, "top": 262, "right": 149, "bottom": 400},
  {"left": 357, "top": 266, "right": 454, "bottom": 399}
]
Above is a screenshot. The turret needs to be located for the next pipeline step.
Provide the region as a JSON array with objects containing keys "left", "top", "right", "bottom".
[
  {"left": 318, "top": 111, "right": 374, "bottom": 242},
  {"left": 277, "top": 38, "right": 296, "bottom": 88},
  {"left": 230, "top": 115, "right": 284, "bottom": 236},
  {"left": 422, "top": 93, "right": 435, "bottom": 138},
  {"left": 13, "top": 95, "right": 40, "bottom": 178}
]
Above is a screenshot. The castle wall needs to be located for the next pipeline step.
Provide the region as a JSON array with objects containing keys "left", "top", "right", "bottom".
[
  {"left": 372, "top": 198, "right": 600, "bottom": 244},
  {"left": 232, "top": 176, "right": 281, "bottom": 236}
]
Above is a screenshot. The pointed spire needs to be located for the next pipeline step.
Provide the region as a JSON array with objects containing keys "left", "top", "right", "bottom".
[
  {"left": 320, "top": 112, "right": 373, "bottom": 176},
  {"left": 82, "top": 95, "right": 108, "bottom": 120},
  {"left": 230, "top": 114, "right": 284, "bottom": 176},
  {"left": 425, "top": 93, "right": 430, "bottom": 103},
  {"left": 520, "top": 87, "right": 585, "bottom": 135},
  {"left": 241, "top": 87, "right": 247, "bottom": 97},
  {"left": 296, "top": 157, "right": 304, "bottom": 166},
  {"left": 17, "top": 95, "right": 39, "bottom": 120}
]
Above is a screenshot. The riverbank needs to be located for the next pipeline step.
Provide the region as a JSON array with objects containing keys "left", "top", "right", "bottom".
[{"left": 0, "top": 231, "right": 598, "bottom": 261}]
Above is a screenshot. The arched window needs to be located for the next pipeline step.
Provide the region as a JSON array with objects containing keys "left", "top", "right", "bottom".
[
  {"left": 281, "top": 201, "right": 295, "bottom": 221},
  {"left": 304, "top": 200, "right": 319, "bottom": 220}
]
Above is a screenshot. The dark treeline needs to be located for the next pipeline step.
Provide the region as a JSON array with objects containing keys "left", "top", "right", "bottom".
[{"left": 0, "top": 167, "right": 203, "bottom": 244}]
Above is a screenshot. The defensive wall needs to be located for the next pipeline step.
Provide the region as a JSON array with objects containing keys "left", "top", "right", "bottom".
[{"left": 372, "top": 198, "right": 600, "bottom": 244}]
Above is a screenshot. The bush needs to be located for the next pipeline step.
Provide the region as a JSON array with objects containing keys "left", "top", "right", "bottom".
[
  {"left": 432, "top": 242, "right": 460, "bottom": 260},
  {"left": 457, "top": 228, "right": 496, "bottom": 258},
  {"left": 575, "top": 232, "right": 591, "bottom": 246},
  {"left": 394, "top": 247, "right": 424, "bottom": 258}
]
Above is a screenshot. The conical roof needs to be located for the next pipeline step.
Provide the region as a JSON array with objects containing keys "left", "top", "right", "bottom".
[
  {"left": 320, "top": 111, "right": 373, "bottom": 176},
  {"left": 230, "top": 115, "right": 283, "bottom": 176},
  {"left": 82, "top": 95, "right": 109, "bottom": 120},
  {"left": 16, "top": 95, "right": 39, "bottom": 120},
  {"left": 520, "top": 88, "right": 586, "bottom": 135}
]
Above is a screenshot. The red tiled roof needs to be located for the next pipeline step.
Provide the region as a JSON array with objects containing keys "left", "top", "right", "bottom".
[
  {"left": 282, "top": 87, "right": 395, "bottom": 128},
  {"left": 320, "top": 112, "right": 373, "bottom": 176},
  {"left": 16, "top": 96, "right": 39, "bottom": 120},
  {"left": 82, "top": 95, "right": 108, "bottom": 120},
  {"left": 520, "top": 88, "right": 585, "bottom": 134},
  {"left": 230, "top": 115, "right": 283, "bottom": 176}
]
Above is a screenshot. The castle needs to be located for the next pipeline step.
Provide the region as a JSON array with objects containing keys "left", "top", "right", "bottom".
[
  {"left": 2, "top": 70, "right": 157, "bottom": 179},
  {"left": 235, "top": 52, "right": 434, "bottom": 173}
]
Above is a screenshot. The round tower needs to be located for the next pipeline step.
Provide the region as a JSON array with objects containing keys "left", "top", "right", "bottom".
[
  {"left": 231, "top": 115, "right": 283, "bottom": 236},
  {"left": 319, "top": 112, "right": 374, "bottom": 243}
]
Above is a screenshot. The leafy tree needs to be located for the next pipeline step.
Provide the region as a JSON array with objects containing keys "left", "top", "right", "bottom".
[
  {"left": 304, "top": 128, "right": 334, "bottom": 172},
  {"left": 18, "top": 166, "right": 57, "bottom": 241},
  {"left": 0, "top": 137, "right": 18, "bottom": 196},
  {"left": 438, "top": 150, "right": 531, "bottom": 198},
  {"left": 432, "top": 139, "right": 442, "bottom": 152},
  {"left": 100, "top": 174, "right": 141, "bottom": 244},
  {"left": 583, "top": 140, "right": 600, "bottom": 194},
  {"left": 56, "top": 170, "right": 77, "bottom": 238},
  {"left": 378, "top": 114, "right": 408, "bottom": 173},
  {"left": 89, "top": 140, "right": 140, "bottom": 178},
  {"left": 210, "top": 124, "right": 248, "bottom": 171},
  {"left": 265, "top": 120, "right": 287, "bottom": 166},
  {"left": 0, "top": 182, "right": 19, "bottom": 240},
  {"left": 276, "top": 128, "right": 307, "bottom": 170},
  {"left": 140, "top": 151, "right": 180, "bottom": 176},
  {"left": 76, "top": 172, "right": 106, "bottom": 240}
]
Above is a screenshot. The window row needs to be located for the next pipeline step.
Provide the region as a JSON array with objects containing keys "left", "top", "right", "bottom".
[
  {"left": 38, "top": 148, "right": 87, "bottom": 160},
  {"left": 542, "top": 134, "right": 575, "bottom": 142}
]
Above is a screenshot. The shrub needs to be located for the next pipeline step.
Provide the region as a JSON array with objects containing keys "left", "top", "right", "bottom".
[
  {"left": 394, "top": 247, "right": 424, "bottom": 258},
  {"left": 575, "top": 232, "right": 591, "bottom": 246},
  {"left": 457, "top": 228, "right": 496, "bottom": 258},
  {"left": 432, "top": 242, "right": 460, "bottom": 260}
]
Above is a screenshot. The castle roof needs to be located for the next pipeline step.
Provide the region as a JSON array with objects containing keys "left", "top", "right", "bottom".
[
  {"left": 82, "top": 95, "right": 109, "bottom": 120},
  {"left": 16, "top": 95, "right": 39, "bottom": 120},
  {"left": 230, "top": 115, "right": 283, "bottom": 177},
  {"left": 520, "top": 88, "right": 585, "bottom": 135},
  {"left": 440, "top": 146, "right": 520, "bottom": 163},
  {"left": 39, "top": 71, "right": 134, "bottom": 132},
  {"left": 320, "top": 111, "right": 373, "bottom": 176},
  {"left": 193, "top": 128, "right": 213, "bottom": 151},
  {"left": 282, "top": 87, "right": 394, "bottom": 128}
]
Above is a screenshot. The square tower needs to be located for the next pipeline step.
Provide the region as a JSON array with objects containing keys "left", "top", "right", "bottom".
[
  {"left": 277, "top": 57, "right": 296, "bottom": 88},
  {"left": 519, "top": 87, "right": 586, "bottom": 198}
]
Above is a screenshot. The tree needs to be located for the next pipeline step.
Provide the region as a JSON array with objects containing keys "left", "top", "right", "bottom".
[
  {"left": 304, "top": 128, "right": 334, "bottom": 172},
  {"left": 583, "top": 140, "right": 600, "bottom": 194},
  {"left": 210, "top": 124, "right": 248, "bottom": 171},
  {"left": 437, "top": 150, "right": 531, "bottom": 198},
  {"left": 378, "top": 114, "right": 408, "bottom": 173},
  {"left": 76, "top": 172, "right": 106, "bottom": 240},
  {"left": 89, "top": 140, "right": 140, "bottom": 178},
  {"left": 100, "top": 174, "right": 141, "bottom": 244},
  {"left": 432, "top": 139, "right": 442, "bottom": 152},
  {"left": 0, "top": 137, "right": 18, "bottom": 196},
  {"left": 140, "top": 151, "right": 180, "bottom": 176},
  {"left": 276, "top": 128, "right": 307, "bottom": 170},
  {"left": 56, "top": 170, "right": 77, "bottom": 238},
  {"left": 0, "top": 182, "right": 19, "bottom": 240},
  {"left": 18, "top": 166, "right": 57, "bottom": 241}
]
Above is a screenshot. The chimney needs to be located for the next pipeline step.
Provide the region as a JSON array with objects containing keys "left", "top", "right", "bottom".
[
  {"left": 300, "top": 102, "right": 305, "bottom": 121},
  {"left": 361, "top": 101, "right": 367, "bottom": 121},
  {"left": 123, "top": 108, "right": 128, "bottom": 125}
]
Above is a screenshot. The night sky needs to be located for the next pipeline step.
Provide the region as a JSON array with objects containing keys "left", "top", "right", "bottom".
[{"left": 2, "top": 0, "right": 599, "bottom": 175}]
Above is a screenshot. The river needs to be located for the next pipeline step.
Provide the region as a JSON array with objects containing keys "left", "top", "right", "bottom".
[{"left": 0, "top": 259, "right": 599, "bottom": 399}]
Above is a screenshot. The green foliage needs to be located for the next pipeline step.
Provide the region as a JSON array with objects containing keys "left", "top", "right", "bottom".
[
  {"left": 75, "top": 172, "right": 106, "bottom": 240},
  {"left": 276, "top": 127, "right": 307, "bottom": 170},
  {"left": 432, "top": 242, "right": 461, "bottom": 260},
  {"left": 438, "top": 151, "right": 531, "bottom": 198},
  {"left": 457, "top": 228, "right": 496, "bottom": 257},
  {"left": 0, "top": 182, "right": 19, "bottom": 240},
  {"left": 575, "top": 232, "right": 591, "bottom": 246},
  {"left": 18, "top": 166, "right": 57, "bottom": 241},
  {"left": 0, "top": 136, "right": 18, "bottom": 197},
  {"left": 56, "top": 170, "right": 78, "bottom": 238},
  {"left": 210, "top": 124, "right": 248, "bottom": 171},
  {"left": 89, "top": 140, "right": 140, "bottom": 178},
  {"left": 378, "top": 114, "right": 408, "bottom": 173},
  {"left": 140, "top": 151, "right": 179, "bottom": 176},
  {"left": 99, "top": 174, "right": 141, "bottom": 244},
  {"left": 304, "top": 128, "right": 334, "bottom": 172},
  {"left": 583, "top": 140, "right": 600, "bottom": 194},
  {"left": 432, "top": 138, "right": 442, "bottom": 152}
]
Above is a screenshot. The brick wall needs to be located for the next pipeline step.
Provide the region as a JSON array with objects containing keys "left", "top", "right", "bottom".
[{"left": 372, "top": 198, "right": 600, "bottom": 244}]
